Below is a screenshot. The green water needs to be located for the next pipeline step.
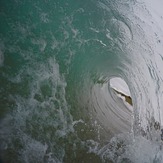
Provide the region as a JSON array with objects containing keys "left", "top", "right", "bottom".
[{"left": 0, "top": 0, "right": 120, "bottom": 162}]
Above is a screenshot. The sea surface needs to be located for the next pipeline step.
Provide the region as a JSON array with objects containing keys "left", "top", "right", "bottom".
[{"left": 0, "top": 0, "right": 163, "bottom": 162}]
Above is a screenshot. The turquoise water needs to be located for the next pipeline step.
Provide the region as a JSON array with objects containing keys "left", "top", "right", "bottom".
[{"left": 1, "top": 0, "right": 163, "bottom": 162}]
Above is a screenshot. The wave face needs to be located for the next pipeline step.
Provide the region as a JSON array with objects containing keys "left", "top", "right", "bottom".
[{"left": 0, "top": 0, "right": 163, "bottom": 162}]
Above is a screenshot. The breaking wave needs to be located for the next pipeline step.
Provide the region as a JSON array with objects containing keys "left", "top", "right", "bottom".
[{"left": 0, "top": 0, "right": 163, "bottom": 162}]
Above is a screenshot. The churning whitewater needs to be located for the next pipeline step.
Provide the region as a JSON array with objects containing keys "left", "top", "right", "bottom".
[{"left": 0, "top": 0, "right": 163, "bottom": 162}]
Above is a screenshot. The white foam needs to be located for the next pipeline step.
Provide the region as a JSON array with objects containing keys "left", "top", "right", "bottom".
[
  {"left": 0, "top": 58, "right": 73, "bottom": 162},
  {"left": 144, "top": 0, "right": 163, "bottom": 127},
  {"left": 98, "top": 133, "right": 163, "bottom": 163}
]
